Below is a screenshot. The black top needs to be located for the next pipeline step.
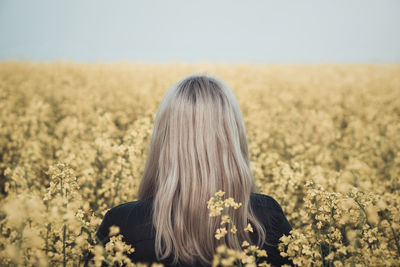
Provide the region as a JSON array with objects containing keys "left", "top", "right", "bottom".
[{"left": 84, "top": 193, "right": 293, "bottom": 267}]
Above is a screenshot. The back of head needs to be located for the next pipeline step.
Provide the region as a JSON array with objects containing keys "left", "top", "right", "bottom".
[{"left": 138, "top": 73, "right": 266, "bottom": 265}]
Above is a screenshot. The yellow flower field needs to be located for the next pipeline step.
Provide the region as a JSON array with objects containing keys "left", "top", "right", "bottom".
[{"left": 0, "top": 62, "right": 399, "bottom": 266}]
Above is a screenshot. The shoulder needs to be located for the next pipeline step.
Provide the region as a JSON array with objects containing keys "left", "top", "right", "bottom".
[
  {"left": 250, "top": 193, "right": 292, "bottom": 244},
  {"left": 95, "top": 198, "right": 154, "bottom": 245},
  {"left": 109, "top": 198, "right": 152, "bottom": 214},
  {"left": 250, "top": 192, "right": 284, "bottom": 213},
  {"left": 105, "top": 198, "right": 153, "bottom": 226}
]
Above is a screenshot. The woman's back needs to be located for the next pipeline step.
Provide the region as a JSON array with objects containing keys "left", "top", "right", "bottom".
[
  {"left": 85, "top": 74, "right": 294, "bottom": 267},
  {"left": 88, "top": 192, "right": 292, "bottom": 267}
]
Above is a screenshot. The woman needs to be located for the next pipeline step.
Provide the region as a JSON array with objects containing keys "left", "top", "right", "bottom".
[{"left": 86, "top": 73, "right": 293, "bottom": 267}]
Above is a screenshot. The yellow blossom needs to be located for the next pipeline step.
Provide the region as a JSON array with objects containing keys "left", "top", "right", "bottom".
[
  {"left": 241, "top": 241, "right": 250, "bottom": 247},
  {"left": 221, "top": 215, "right": 230, "bottom": 225},
  {"left": 256, "top": 249, "right": 267, "bottom": 257},
  {"left": 215, "top": 228, "right": 228, "bottom": 240},
  {"left": 109, "top": 225, "right": 120, "bottom": 236},
  {"left": 244, "top": 223, "right": 253, "bottom": 233},
  {"left": 215, "top": 190, "right": 225, "bottom": 197}
]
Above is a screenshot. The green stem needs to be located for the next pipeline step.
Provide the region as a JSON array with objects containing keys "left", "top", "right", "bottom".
[
  {"left": 228, "top": 216, "right": 241, "bottom": 251},
  {"left": 385, "top": 214, "right": 400, "bottom": 255},
  {"left": 60, "top": 170, "right": 68, "bottom": 267},
  {"left": 353, "top": 197, "right": 383, "bottom": 252},
  {"left": 312, "top": 183, "right": 325, "bottom": 266},
  {"left": 63, "top": 224, "right": 66, "bottom": 267},
  {"left": 352, "top": 198, "right": 371, "bottom": 227},
  {"left": 327, "top": 198, "right": 333, "bottom": 267},
  {"left": 14, "top": 223, "right": 25, "bottom": 267},
  {"left": 223, "top": 207, "right": 242, "bottom": 267},
  {"left": 45, "top": 203, "right": 50, "bottom": 256}
]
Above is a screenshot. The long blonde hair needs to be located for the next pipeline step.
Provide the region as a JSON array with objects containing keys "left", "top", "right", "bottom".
[{"left": 138, "top": 73, "right": 266, "bottom": 266}]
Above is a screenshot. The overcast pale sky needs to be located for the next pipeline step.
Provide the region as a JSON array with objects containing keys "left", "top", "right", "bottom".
[{"left": 0, "top": 0, "right": 399, "bottom": 63}]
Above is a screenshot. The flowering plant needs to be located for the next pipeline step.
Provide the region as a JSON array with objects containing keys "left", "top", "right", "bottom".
[{"left": 207, "top": 190, "right": 271, "bottom": 267}]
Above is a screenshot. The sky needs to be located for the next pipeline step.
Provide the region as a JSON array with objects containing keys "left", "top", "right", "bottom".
[{"left": 0, "top": 0, "right": 399, "bottom": 63}]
